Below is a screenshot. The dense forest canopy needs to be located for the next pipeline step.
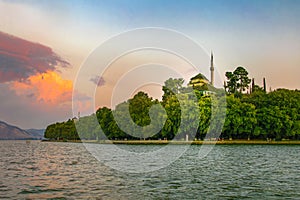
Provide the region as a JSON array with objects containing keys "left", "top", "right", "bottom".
[{"left": 45, "top": 67, "right": 300, "bottom": 141}]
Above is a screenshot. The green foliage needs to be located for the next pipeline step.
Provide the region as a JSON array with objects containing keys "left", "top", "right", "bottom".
[
  {"left": 45, "top": 70, "right": 300, "bottom": 141},
  {"left": 162, "top": 78, "right": 185, "bottom": 101},
  {"left": 225, "top": 66, "right": 251, "bottom": 95},
  {"left": 96, "top": 107, "right": 122, "bottom": 140},
  {"left": 44, "top": 119, "right": 79, "bottom": 140},
  {"left": 223, "top": 96, "right": 257, "bottom": 139},
  {"left": 225, "top": 71, "right": 238, "bottom": 94},
  {"left": 128, "top": 92, "right": 153, "bottom": 127}
]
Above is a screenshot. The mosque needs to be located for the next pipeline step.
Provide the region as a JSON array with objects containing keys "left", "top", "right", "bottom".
[{"left": 188, "top": 52, "right": 215, "bottom": 95}]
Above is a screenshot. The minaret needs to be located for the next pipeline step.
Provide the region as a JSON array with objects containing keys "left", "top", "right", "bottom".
[{"left": 210, "top": 52, "right": 214, "bottom": 86}]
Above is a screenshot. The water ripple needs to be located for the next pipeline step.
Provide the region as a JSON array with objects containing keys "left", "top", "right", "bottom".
[{"left": 0, "top": 141, "right": 299, "bottom": 199}]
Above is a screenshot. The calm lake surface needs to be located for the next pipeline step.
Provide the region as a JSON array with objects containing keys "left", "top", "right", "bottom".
[{"left": 0, "top": 140, "right": 299, "bottom": 199}]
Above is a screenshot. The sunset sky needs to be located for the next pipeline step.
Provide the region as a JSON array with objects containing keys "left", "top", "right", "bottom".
[{"left": 0, "top": 0, "right": 300, "bottom": 129}]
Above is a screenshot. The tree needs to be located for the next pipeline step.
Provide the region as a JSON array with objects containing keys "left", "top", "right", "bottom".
[
  {"left": 197, "top": 97, "right": 212, "bottom": 140},
  {"left": 222, "top": 95, "right": 239, "bottom": 139},
  {"left": 263, "top": 77, "right": 266, "bottom": 92},
  {"left": 174, "top": 93, "right": 199, "bottom": 140},
  {"left": 255, "top": 106, "right": 285, "bottom": 140},
  {"left": 225, "top": 71, "right": 238, "bottom": 94},
  {"left": 128, "top": 92, "right": 153, "bottom": 127},
  {"left": 162, "top": 78, "right": 185, "bottom": 101},
  {"left": 234, "top": 66, "right": 251, "bottom": 93},
  {"left": 97, "top": 107, "right": 124, "bottom": 140},
  {"left": 128, "top": 92, "right": 165, "bottom": 139},
  {"left": 161, "top": 94, "right": 181, "bottom": 139},
  {"left": 225, "top": 66, "right": 251, "bottom": 95},
  {"left": 222, "top": 95, "right": 256, "bottom": 139}
]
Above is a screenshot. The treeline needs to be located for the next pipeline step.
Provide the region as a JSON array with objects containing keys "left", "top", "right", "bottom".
[
  {"left": 44, "top": 67, "right": 300, "bottom": 141},
  {"left": 44, "top": 119, "right": 79, "bottom": 141}
]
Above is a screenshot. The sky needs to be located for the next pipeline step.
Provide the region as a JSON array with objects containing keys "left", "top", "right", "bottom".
[{"left": 0, "top": 0, "right": 300, "bottom": 129}]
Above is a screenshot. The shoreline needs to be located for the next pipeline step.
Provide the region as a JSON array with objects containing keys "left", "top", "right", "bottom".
[{"left": 42, "top": 139, "right": 300, "bottom": 145}]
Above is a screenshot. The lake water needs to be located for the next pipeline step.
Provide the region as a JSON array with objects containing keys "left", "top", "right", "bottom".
[{"left": 0, "top": 140, "right": 299, "bottom": 199}]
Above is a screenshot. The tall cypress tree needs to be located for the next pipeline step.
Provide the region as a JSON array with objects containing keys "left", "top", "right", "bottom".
[{"left": 263, "top": 78, "right": 266, "bottom": 93}]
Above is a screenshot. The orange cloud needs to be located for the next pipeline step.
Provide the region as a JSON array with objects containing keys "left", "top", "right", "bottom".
[{"left": 11, "top": 71, "right": 73, "bottom": 105}]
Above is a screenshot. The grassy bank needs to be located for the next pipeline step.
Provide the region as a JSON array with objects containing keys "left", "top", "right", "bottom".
[
  {"left": 110, "top": 140, "right": 300, "bottom": 145},
  {"left": 43, "top": 139, "right": 300, "bottom": 145}
]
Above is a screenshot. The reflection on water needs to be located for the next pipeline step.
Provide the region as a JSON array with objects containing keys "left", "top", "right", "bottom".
[{"left": 0, "top": 140, "right": 299, "bottom": 199}]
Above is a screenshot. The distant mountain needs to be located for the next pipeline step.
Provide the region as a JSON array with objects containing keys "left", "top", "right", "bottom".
[
  {"left": 0, "top": 121, "right": 41, "bottom": 140},
  {"left": 26, "top": 129, "right": 45, "bottom": 139}
]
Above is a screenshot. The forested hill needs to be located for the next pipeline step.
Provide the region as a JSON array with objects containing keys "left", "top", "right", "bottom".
[
  {"left": 45, "top": 67, "right": 300, "bottom": 141},
  {"left": 0, "top": 121, "right": 39, "bottom": 140}
]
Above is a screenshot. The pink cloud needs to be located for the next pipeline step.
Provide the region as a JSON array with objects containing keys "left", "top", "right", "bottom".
[
  {"left": 0, "top": 32, "right": 94, "bottom": 127},
  {"left": 0, "top": 31, "right": 69, "bottom": 83}
]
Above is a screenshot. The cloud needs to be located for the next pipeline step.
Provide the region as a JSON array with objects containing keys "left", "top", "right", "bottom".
[
  {"left": 10, "top": 70, "right": 93, "bottom": 115},
  {"left": 11, "top": 71, "right": 73, "bottom": 105},
  {"left": 0, "top": 31, "right": 95, "bottom": 128},
  {"left": 0, "top": 31, "right": 69, "bottom": 83},
  {"left": 0, "top": 84, "right": 73, "bottom": 129},
  {"left": 1, "top": 70, "right": 94, "bottom": 128},
  {"left": 90, "top": 75, "right": 105, "bottom": 87}
]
